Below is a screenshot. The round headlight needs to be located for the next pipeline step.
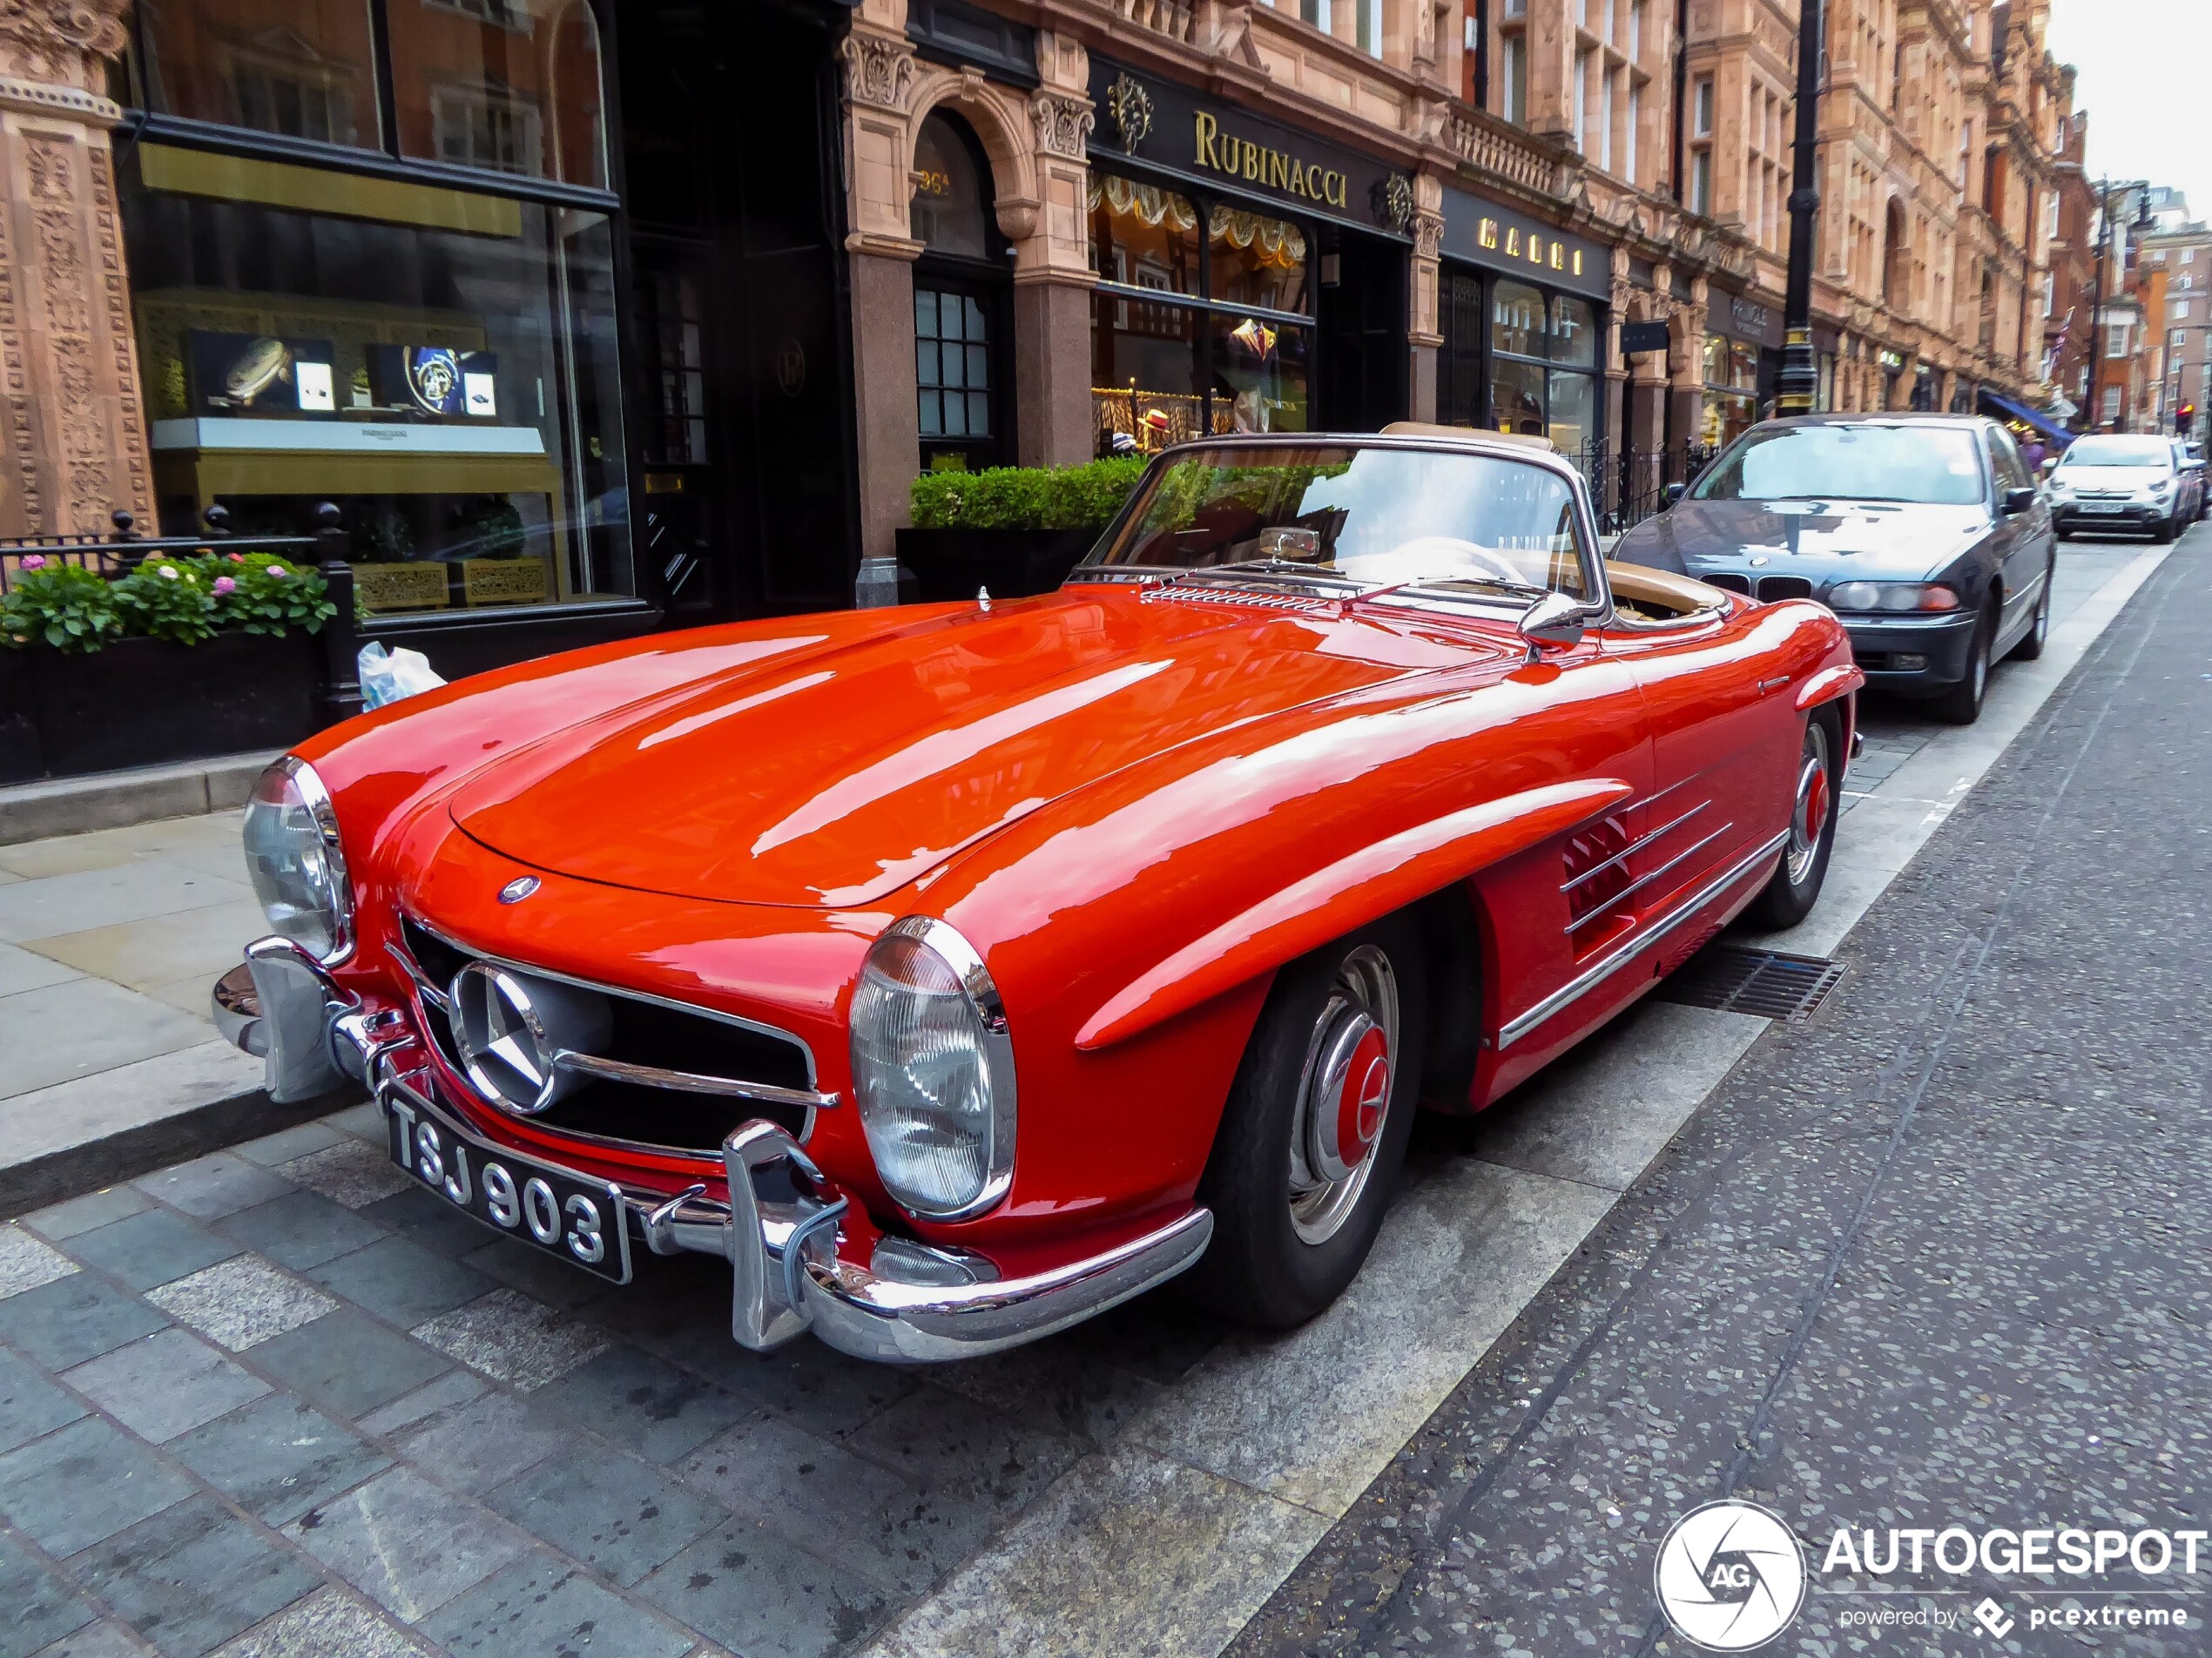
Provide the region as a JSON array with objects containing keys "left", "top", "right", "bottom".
[
  {"left": 240, "top": 758, "right": 354, "bottom": 963},
  {"left": 849, "top": 917, "right": 1015, "bottom": 1219}
]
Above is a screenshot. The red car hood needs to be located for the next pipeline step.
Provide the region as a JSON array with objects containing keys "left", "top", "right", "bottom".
[{"left": 449, "top": 591, "right": 1457, "bottom": 907}]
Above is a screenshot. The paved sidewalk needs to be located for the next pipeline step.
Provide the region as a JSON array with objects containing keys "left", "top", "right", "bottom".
[{"left": 0, "top": 812, "right": 266, "bottom": 1189}]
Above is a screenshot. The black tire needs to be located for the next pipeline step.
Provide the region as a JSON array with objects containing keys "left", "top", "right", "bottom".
[
  {"left": 2153, "top": 515, "right": 2176, "bottom": 544},
  {"left": 1184, "top": 916, "right": 1428, "bottom": 1329},
  {"left": 1747, "top": 710, "right": 1839, "bottom": 929},
  {"left": 2007, "top": 559, "right": 2054, "bottom": 661},
  {"left": 1932, "top": 609, "right": 1992, "bottom": 725}
]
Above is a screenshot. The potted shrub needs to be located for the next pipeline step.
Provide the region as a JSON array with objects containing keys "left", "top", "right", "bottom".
[
  {"left": 1, "top": 550, "right": 338, "bottom": 780},
  {"left": 897, "top": 457, "right": 1146, "bottom": 601}
]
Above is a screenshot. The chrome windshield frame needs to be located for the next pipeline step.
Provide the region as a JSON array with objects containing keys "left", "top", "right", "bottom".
[{"left": 1069, "top": 431, "right": 1614, "bottom": 628}]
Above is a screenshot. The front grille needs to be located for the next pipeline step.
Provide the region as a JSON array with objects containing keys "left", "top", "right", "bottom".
[
  {"left": 1756, "top": 576, "right": 1813, "bottom": 603},
  {"left": 394, "top": 915, "right": 819, "bottom": 1155},
  {"left": 1657, "top": 943, "right": 1846, "bottom": 1021},
  {"left": 1702, "top": 572, "right": 1753, "bottom": 596}
]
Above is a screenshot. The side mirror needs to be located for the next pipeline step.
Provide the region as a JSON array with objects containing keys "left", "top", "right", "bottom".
[
  {"left": 1663, "top": 482, "right": 1687, "bottom": 505},
  {"left": 1518, "top": 590, "right": 1588, "bottom": 659},
  {"left": 2001, "top": 486, "right": 2036, "bottom": 516},
  {"left": 2039, "top": 456, "right": 2058, "bottom": 475}
]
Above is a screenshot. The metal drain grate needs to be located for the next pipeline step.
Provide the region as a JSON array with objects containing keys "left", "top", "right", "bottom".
[{"left": 1657, "top": 944, "right": 1847, "bottom": 1021}]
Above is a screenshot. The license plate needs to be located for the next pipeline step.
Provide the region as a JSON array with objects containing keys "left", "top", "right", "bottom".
[
  {"left": 381, "top": 1082, "right": 632, "bottom": 1284},
  {"left": 2080, "top": 502, "right": 2125, "bottom": 513}
]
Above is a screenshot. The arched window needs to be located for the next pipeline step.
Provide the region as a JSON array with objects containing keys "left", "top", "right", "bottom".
[{"left": 911, "top": 111, "right": 992, "bottom": 259}]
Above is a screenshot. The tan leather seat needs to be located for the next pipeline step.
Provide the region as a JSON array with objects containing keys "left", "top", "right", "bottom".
[{"left": 1604, "top": 560, "right": 1732, "bottom": 617}]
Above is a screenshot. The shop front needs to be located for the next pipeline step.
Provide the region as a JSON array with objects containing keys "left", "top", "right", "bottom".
[
  {"left": 1433, "top": 185, "right": 1608, "bottom": 457},
  {"left": 1698, "top": 290, "right": 1784, "bottom": 448},
  {"left": 1083, "top": 61, "right": 1415, "bottom": 454},
  {"left": 109, "top": 0, "right": 861, "bottom": 674}
]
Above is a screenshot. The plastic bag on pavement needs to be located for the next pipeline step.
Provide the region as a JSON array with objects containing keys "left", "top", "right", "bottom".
[{"left": 358, "top": 641, "right": 446, "bottom": 710}]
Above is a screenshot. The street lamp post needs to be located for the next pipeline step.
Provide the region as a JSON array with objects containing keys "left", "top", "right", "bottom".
[{"left": 1777, "top": 0, "right": 1825, "bottom": 413}]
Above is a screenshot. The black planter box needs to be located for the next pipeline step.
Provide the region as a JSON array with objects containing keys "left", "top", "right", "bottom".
[
  {"left": 22, "top": 630, "right": 322, "bottom": 780},
  {"left": 0, "top": 650, "right": 38, "bottom": 785},
  {"left": 895, "top": 527, "right": 1097, "bottom": 603}
]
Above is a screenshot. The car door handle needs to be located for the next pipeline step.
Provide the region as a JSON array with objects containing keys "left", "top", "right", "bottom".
[{"left": 1757, "top": 674, "right": 1790, "bottom": 694}]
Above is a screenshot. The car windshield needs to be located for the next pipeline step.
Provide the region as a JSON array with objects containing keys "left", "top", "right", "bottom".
[
  {"left": 2058, "top": 436, "right": 2173, "bottom": 470},
  {"left": 1691, "top": 423, "right": 1987, "bottom": 506},
  {"left": 1082, "top": 443, "right": 1589, "bottom": 601}
]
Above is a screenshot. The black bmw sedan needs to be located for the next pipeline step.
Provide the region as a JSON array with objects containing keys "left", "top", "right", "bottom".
[{"left": 1613, "top": 415, "right": 2056, "bottom": 724}]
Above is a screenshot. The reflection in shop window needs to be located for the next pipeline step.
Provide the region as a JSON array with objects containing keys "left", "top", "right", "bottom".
[
  {"left": 912, "top": 113, "right": 991, "bottom": 258},
  {"left": 1492, "top": 280, "right": 1545, "bottom": 357},
  {"left": 1209, "top": 312, "right": 1309, "bottom": 434},
  {"left": 389, "top": 0, "right": 607, "bottom": 185},
  {"left": 1209, "top": 206, "right": 1310, "bottom": 314},
  {"left": 119, "top": 145, "right": 631, "bottom": 617},
  {"left": 136, "top": 0, "right": 381, "bottom": 149}
]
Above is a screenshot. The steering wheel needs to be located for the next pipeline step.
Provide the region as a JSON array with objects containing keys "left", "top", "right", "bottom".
[{"left": 1339, "top": 536, "right": 1532, "bottom": 588}]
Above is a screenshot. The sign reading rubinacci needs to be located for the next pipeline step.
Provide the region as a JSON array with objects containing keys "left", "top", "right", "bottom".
[{"left": 1191, "top": 111, "right": 1349, "bottom": 209}]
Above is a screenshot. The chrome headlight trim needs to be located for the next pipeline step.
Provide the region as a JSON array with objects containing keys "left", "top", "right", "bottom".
[
  {"left": 852, "top": 915, "right": 1018, "bottom": 1222},
  {"left": 243, "top": 756, "right": 356, "bottom": 967}
]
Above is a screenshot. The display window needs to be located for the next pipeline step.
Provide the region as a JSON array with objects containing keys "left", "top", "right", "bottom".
[
  {"left": 121, "top": 0, "right": 626, "bottom": 619},
  {"left": 1701, "top": 333, "right": 1762, "bottom": 447},
  {"left": 1486, "top": 280, "right": 1601, "bottom": 452},
  {"left": 119, "top": 146, "right": 631, "bottom": 617},
  {"left": 1089, "top": 172, "right": 1312, "bottom": 452}
]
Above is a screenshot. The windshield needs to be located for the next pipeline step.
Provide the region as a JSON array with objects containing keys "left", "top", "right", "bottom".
[
  {"left": 1691, "top": 423, "right": 1987, "bottom": 506},
  {"left": 2057, "top": 436, "right": 2173, "bottom": 470},
  {"left": 1083, "top": 444, "right": 1590, "bottom": 600}
]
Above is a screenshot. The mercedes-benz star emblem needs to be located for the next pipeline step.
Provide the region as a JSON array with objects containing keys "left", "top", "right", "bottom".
[
  {"left": 499, "top": 875, "right": 540, "bottom": 904},
  {"left": 450, "top": 961, "right": 610, "bottom": 1116}
]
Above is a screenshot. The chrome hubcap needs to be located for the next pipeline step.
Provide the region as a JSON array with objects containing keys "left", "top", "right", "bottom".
[
  {"left": 1786, "top": 723, "right": 1831, "bottom": 886},
  {"left": 1288, "top": 946, "right": 1399, "bottom": 1245}
]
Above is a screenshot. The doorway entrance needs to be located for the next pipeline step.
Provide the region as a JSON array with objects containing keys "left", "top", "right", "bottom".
[
  {"left": 911, "top": 111, "right": 1015, "bottom": 475},
  {"left": 617, "top": 0, "right": 859, "bottom": 619}
]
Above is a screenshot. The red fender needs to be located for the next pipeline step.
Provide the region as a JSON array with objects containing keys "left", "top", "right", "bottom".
[{"left": 1075, "top": 777, "right": 1635, "bottom": 1050}]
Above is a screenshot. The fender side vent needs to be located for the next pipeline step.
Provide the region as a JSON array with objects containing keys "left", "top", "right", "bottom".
[{"left": 1657, "top": 944, "right": 1845, "bottom": 1021}]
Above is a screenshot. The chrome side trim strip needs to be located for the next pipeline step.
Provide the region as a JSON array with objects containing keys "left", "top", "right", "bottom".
[
  {"left": 385, "top": 940, "right": 451, "bottom": 1012},
  {"left": 1559, "top": 799, "right": 1709, "bottom": 892},
  {"left": 1563, "top": 821, "right": 1732, "bottom": 932},
  {"left": 1500, "top": 829, "right": 1790, "bottom": 1050}
]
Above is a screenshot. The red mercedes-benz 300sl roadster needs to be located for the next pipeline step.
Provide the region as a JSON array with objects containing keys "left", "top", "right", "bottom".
[{"left": 212, "top": 431, "right": 1860, "bottom": 1362}]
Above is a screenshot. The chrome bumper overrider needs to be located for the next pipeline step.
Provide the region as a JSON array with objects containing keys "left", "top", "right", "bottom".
[{"left": 211, "top": 940, "right": 1214, "bottom": 1363}]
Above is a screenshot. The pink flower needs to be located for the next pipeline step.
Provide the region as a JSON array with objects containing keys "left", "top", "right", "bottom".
[
  {"left": 20, "top": 555, "right": 44, "bottom": 571},
  {"left": 267, "top": 565, "right": 288, "bottom": 578},
  {"left": 227, "top": 552, "right": 246, "bottom": 563},
  {"left": 212, "top": 576, "right": 237, "bottom": 596}
]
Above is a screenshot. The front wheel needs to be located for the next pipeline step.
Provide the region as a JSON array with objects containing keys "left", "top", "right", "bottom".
[
  {"left": 1932, "top": 611, "right": 1992, "bottom": 725},
  {"left": 1747, "top": 713, "right": 1838, "bottom": 929},
  {"left": 2008, "top": 561, "right": 2054, "bottom": 661},
  {"left": 2152, "top": 514, "right": 2176, "bottom": 544},
  {"left": 1184, "top": 919, "right": 1427, "bottom": 1329}
]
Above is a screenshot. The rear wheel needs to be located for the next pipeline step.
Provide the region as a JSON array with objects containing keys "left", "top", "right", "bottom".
[
  {"left": 1748, "top": 713, "right": 1838, "bottom": 929},
  {"left": 1184, "top": 918, "right": 1426, "bottom": 1329}
]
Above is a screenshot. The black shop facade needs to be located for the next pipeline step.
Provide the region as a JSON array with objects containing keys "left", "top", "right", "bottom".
[
  {"left": 1083, "top": 60, "right": 1419, "bottom": 451},
  {"left": 1433, "top": 184, "right": 1612, "bottom": 459}
]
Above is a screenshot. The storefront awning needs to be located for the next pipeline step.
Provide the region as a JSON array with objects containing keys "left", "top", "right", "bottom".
[{"left": 1979, "top": 389, "right": 2074, "bottom": 449}]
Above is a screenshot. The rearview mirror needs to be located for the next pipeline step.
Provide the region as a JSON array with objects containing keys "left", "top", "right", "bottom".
[
  {"left": 2001, "top": 486, "right": 2036, "bottom": 516},
  {"left": 1518, "top": 590, "right": 1588, "bottom": 659}
]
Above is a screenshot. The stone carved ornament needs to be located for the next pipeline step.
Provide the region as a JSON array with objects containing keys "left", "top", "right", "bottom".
[
  {"left": 1031, "top": 91, "right": 1094, "bottom": 159},
  {"left": 0, "top": 0, "right": 128, "bottom": 85},
  {"left": 839, "top": 28, "right": 915, "bottom": 114},
  {"left": 1104, "top": 72, "right": 1152, "bottom": 154}
]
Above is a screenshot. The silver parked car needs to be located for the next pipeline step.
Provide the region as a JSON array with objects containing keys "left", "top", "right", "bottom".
[{"left": 2045, "top": 435, "right": 2192, "bottom": 542}]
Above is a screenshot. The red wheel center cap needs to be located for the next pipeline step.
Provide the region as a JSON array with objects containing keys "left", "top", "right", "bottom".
[
  {"left": 1335, "top": 1026, "right": 1392, "bottom": 1167},
  {"left": 1803, "top": 766, "right": 1830, "bottom": 844}
]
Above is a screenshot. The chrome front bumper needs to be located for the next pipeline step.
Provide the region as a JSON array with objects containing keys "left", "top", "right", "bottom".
[{"left": 212, "top": 940, "right": 1213, "bottom": 1364}]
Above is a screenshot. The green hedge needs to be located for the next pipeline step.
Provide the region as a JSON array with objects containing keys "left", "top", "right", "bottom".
[{"left": 910, "top": 458, "right": 1147, "bottom": 532}]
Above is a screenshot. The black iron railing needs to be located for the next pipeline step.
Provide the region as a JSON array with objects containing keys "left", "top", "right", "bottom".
[
  {"left": 2, "top": 503, "right": 361, "bottom": 721},
  {"left": 1563, "top": 441, "right": 1719, "bottom": 536}
]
